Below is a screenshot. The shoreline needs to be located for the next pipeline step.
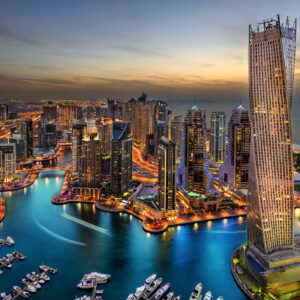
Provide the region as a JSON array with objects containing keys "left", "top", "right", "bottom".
[{"left": 0, "top": 172, "right": 39, "bottom": 193}]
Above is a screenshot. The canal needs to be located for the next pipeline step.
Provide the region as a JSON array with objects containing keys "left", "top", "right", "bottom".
[{"left": 0, "top": 150, "right": 299, "bottom": 299}]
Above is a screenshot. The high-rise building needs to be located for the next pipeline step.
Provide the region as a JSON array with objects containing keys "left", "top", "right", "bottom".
[
  {"left": 233, "top": 16, "right": 300, "bottom": 298},
  {"left": 78, "top": 132, "right": 101, "bottom": 188},
  {"left": 218, "top": 106, "right": 250, "bottom": 190},
  {"left": 110, "top": 122, "right": 132, "bottom": 196},
  {"left": 171, "top": 115, "right": 183, "bottom": 165},
  {"left": 0, "top": 105, "right": 8, "bottom": 121},
  {"left": 158, "top": 136, "right": 176, "bottom": 212},
  {"left": 248, "top": 15, "right": 296, "bottom": 254},
  {"left": 210, "top": 112, "right": 226, "bottom": 162},
  {"left": 38, "top": 115, "right": 57, "bottom": 149},
  {"left": 58, "top": 103, "right": 78, "bottom": 130},
  {"left": 42, "top": 103, "right": 57, "bottom": 121},
  {"left": 0, "top": 143, "right": 16, "bottom": 182},
  {"left": 107, "top": 98, "right": 116, "bottom": 120},
  {"left": 184, "top": 106, "right": 209, "bottom": 193},
  {"left": 72, "top": 120, "right": 87, "bottom": 172},
  {"left": 17, "top": 119, "right": 33, "bottom": 159}
]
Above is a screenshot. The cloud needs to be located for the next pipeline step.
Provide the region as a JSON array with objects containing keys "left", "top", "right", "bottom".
[
  {"left": 114, "top": 45, "right": 170, "bottom": 58},
  {"left": 0, "top": 26, "right": 44, "bottom": 47}
]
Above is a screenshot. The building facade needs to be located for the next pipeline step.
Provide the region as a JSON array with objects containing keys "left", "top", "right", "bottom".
[
  {"left": 218, "top": 106, "right": 250, "bottom": 190},
  {"left": 110, "top": 122, "right": 132, "bottom": 196},
  {"left": 248, "top": 16, "right": 296, "bottom": 254},
  {"left": 210, "top": 112, "right": 226, "bottom": 162},
  {"left": 58, "top": 103, "right": 78, "bottom": 130},
  {"left": 0, "top": 143, "right": 16, "bottom": 182},
  {"left": 158, "top": 137, "right": 176, "bottom": 212}
]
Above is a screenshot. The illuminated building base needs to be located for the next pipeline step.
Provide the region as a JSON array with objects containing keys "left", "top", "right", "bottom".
[{"left": 231, "top": 237, "right": 300, "bottom": 299}]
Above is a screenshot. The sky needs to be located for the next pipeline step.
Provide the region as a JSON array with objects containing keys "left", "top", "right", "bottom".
[{"left": 0, "top": 0, "right": 300, "bottom": 100}]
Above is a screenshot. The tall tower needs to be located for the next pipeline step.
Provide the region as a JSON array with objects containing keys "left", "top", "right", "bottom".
[
  {"left": 184, "top": 106, "right": 209, "bottom": 193},
  {"left": 210, "top": 112, "right": 226, "bottom": 162},
  {"left": 218, "top": 106, "right": 250, "bottom": 190},
  {"left": 110, "top": 122, "right": 132, "bottom": 196},
  {"left": 248, "top": 16, "right": 296, "bottom": 254},
  {"left": 158, "top": 136, "right": 176, "bottom": 212}
]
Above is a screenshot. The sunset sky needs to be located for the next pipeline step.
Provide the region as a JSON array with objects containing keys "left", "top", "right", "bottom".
[{"left": 1, "top": 0, "right": 300, "bottom": 100}]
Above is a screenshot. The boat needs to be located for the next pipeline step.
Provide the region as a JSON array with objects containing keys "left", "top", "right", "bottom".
[
  {"left": 126, "top": 294, "right": 135, "bottom": 300},
  {"left": 12, "top": 286, "right": 22, "bottom": 293},
  {"left": 95, "top": 290, "right": 104, "bottom": 295},
  {"left": 24, "top": 285, "right": 36, "bottom": 294},
  {"left": 82, "top": 272, "right": 111, "bottom": 283},
  {"left": 162, "top": 292, "right": 174, "bottom": 300},
  {"left": 133, "top": 285, "right": 146, "bottom": 299},
  {"left": 5, "top": 237, "right": 14, "bottom": 246},
  {"left": 22, "top": 279, "right": 38, "bottom": 292},
  {"left": 143, "top": 278, "right": 162, "bottom": 297},
  {"left": 152, "top": 283, "right": 170, "bottom": 300},
  {"left": 189, "top": 283, "right": 202, "bottom": 300},
  {"left": 173, "top": 296, "right": 181, "bottom": 300},
  {"left": 77, "top": 280, "right": 95, "bottom": 289},
  {"left": 203, "top": 291, "right": 212, "bottom": 300},
  {"left": 0, "top": 292, "right": 13, "bottom": 300},
  {"left": 144, "top": 274, "right": 157, "bottom": 286},
  {"left": 26, "top": 274, "right": 35, "bottom": 281},
  {"left": 39, "top": 272, "right": 50, "bottom": 281},
  {"left": 216, "top": 297, "right": 223, "bottom": 300},
  {"left": 21, "top": 291, "right": 31, "bottom": 298},
  {"left": 31, "top": 282, "right": 41, "bottom": 289}
]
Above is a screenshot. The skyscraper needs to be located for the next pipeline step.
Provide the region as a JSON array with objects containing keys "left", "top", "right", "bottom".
[
  {"left": 110, "top": 122, "right": 132, "bottom": 196},
  {"left": 210, "top": 112, "right": 226, "bottom": 162},
  {"left": 0, "top": 105, "right": 8, "bottom": 121},
  {"left": 58, "top": 103, "right": 78, "bottom": 130},
  {"left": 232, "top": 16, "right": 300, "bottom": 298},
  {"left": 218, "top": 106, "right": 250, "bottom": 190},
  {"left": 42, "top": 103, "right": 57, "bottom": 122},
  {"left": 184, "top": 106, "right": 209, "bottom": 193},
  {"left": 248, "top": 15, "right": 296, "bottom": 254},
  {"left": 17, "top": 119, "right": 33, "bottom": 159},
  {"left": 171, "top": 115, "right": 183, "bottom": 165},
  {"left": 158, "top": 136, "right": 176, "bottom": 212},
  {"left": 38, "top": 115, "right": 57, "bottom": 149},
  {"left": 0, "top": 143, "right": 16, "bottom": 182}
]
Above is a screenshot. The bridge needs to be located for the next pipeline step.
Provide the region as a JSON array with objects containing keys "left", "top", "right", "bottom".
[{"left": 27, "top": 165, "right": 72, "bottom": 173}]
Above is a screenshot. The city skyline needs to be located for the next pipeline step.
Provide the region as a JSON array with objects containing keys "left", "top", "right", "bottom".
[{"left": 1, "top": 0, "right": 300, "bottom": 100}]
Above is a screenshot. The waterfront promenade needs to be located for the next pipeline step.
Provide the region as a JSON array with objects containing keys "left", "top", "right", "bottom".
[{"left": 0, "top": 198, "right": 5, "bottom": 222}]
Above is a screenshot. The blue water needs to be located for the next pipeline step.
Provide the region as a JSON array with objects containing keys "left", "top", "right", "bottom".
[{"left": 0, "top": 150, "right": 299, "bottom": 299}]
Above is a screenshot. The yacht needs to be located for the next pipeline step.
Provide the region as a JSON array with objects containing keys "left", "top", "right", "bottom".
[
  {"left": 77, "top": 280, "right": 95, "bottom": 289},
  {"left": 162, "top": 292, "right": 174, "bottom": 300},
  {"left": 0, "top": 292, "right": 13, "bottom": 300},
  {"left": 39, "top": 272, "right": 50, "bottom": 281},
  {"left": 26, "top": 274, "right": 35, "bottom": 281},
  {"left": 203, "top": 291, "right": 212, "bottom": 300},
  {"left": 152, "top": 283, "right": 170, "bottom": 300},
  {"left": 5, "top": 237, "right": 14, "bottom": 246},
  {"left": 143, "top": 278, "right": 162, "bottom": 298},
  {"left": 82, "top": 272, "right": 111, "bottom": 283},
  {"left": 24, "top": 285, "right": 36, "bottom": 294},
  {"left": 133, "top": 285, "right": 146, "bottom": 299},
  {"left": 31, "top": 282, "right": 41, "bottom": 289},
  {"left": 12, "top": 286, "right": 22, "bottom": 293},
  {"left": 173, "top": 296, "right": 181, "bottom": 300},
  {"left": 144, "top": 274, "right": 157, "bottom": 286},
  {"left": 189, "top": 283, "right": 202, "bottom": 300},
  {"left": 126, "top": 294, "right": 135, "bottom": 300},
  {"left": 216, "top": 297, "right": 223, "bottom": 300},
  {"left": 21, "top": 291, "right": 31, "bottom": 299}
]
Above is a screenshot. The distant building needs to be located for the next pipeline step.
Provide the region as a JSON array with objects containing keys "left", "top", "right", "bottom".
[
  {"left": 110, "top": 122, "right": 132, "bottom": 196},
  {"left": 0, "top": 105, "right": 8, "bottom": 121},
  {"left": 158, "top": 137, "right": 176, "bottom": 212},
  {"left": 38, "top": 115, "right": 57, "bottom": 149},
  {"left": 17, "top": 119, "right": 33, "bottom": 159},
  {"left": 42, "top": 103, "right": 57, "bottom": 121},
  {"left": 0, "top": 143, "right": 16, "bottom": 182},
  {"left": 171, "top": 115, "right": 183, "bottom": 164},
  {"left": 58, "top": 103, "right": 78, "bottom": 130},
  {"left": 218, "top": 106, "right": 250, "bottom": 190},
  {"left": 210, "top": 112, "right": 226, "bottom": 162}
]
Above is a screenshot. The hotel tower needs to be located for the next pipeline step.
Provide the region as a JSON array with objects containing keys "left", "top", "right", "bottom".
[{"left": 247, "top": 15, "right": 296, "bottom": 254}]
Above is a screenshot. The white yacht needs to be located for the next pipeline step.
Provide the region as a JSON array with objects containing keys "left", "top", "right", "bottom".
[
  {"left": 163, "top": 292, "right": 174, "bottom": 300},
  {"left": 143, "top": 278, "right": 162, "bottom": 298},
  {"left": 126, "top": 294, "right": 135, "bottom": 300},
  {"left": 133, "top": 285, "right": 146, "bottom": 299},
  {"left": 77, "top": 280, "right": 94, "bottom": 289},
  {"left": 6, "top": 237, "right": 14, "bottom": 246},
  {"left": 24, "top": 285, "right": 36, "bottom": 294},
  {"left": 144, "top": 274, "right": 157, "bottom": 286},
  {"left": 216, "top": 297, "right": 223, "bottom": 300},
  {"left": 203, "top": 291, "right": 212, "bottom": 300},
  {"left": 173, "top": 296, "right": 181, "bottom": 300},
  {"left": 152, "top": 283, "right": 170, "bottom": 300},
  {"left": 0, "top": 292, "right": 13, "bottom": 300},
  {"left": 82, "top": 272, "right": 111, "bottom": 283},
  {"left": 189, "top": 283, "right": 202, "bottom": 300}
]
